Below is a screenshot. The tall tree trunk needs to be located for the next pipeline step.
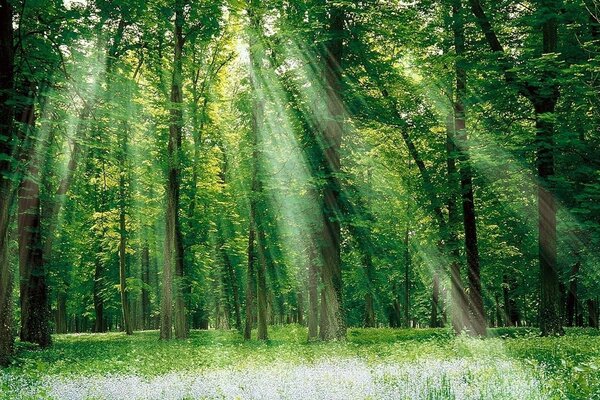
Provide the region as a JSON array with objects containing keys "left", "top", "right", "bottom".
[
  {"left": 221, "top": 238, "right": 242, "bottom": 331},
  {"left": 17, "top": 85, "right": 51, "bottom": 347},
  {"left": 0, "top": 0, "right": 14, "bottom": 365},
  {"left": 468, "top": 0, "right": 563, "bottom": 336},
  {"left": 404, "top": 220, "right": 411, "bottom": 328},
  {"left": 162, "top": 0, "right": 186, "bottom": 340},
  {"left": 452, "top": 0, "right": 485, "bottom": 336},
  {"left": 247, "top": 4, "right": 269, "bottom": 341},
  {"left": 446, "top": 113, "right": 467, "bottom": 333},
  {"left": 307, "top": 245, "right": 319, "bottom": 340},
  {"left": 244, "top": 221, "right": 256, "bottom": 340},
  {"left": 141, "top": 241, "right": 150, "bottom": 330},
  {"left": 430, "top": 272, "right": 441, "bottom": 328},
  {"left": 318, "top": 5, "right": 346, "bottom": 342},
  {"left": 118, "top": 169, "right": 132, "bottom": 335},
  {"left": 535, "top": 96, "right": 562, "bottom": 335}
]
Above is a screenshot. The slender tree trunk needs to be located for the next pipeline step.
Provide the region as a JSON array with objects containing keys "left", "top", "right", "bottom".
[
  {"left": 430, "top": 272, "right": 441, "bottom": 328},
  {"left": 118, "top": 174, "right": 132, "bottom": 335},
  {"left": 162, "top": 0, "right": 186, "bottom": 340},
  {"left": 0, "top": 0, "right": 14, "bottom": 365},
  {"left": 221, "top": 240, "right": 242, "bottom": 331},
  {"left": 141, "top": 241, "right": 150, "bottom": 330},
  {"left": 247, "top": 5, "right": 269, "bottom": 341},
  {"left": 308, "top": 245, "right": 319, "bottom": 340},
  {"left": 404, "top": 221, "right": 410, "bottom": 328},
  {"left": 452, "top": 0, "right": 485, "bottom": 336},
  {"left": 502, "top": 274, "right": 514, "bottom": 326},
  {"left": 318, "top": 5, "right": 346, "bottom": 341},
  {"left": 55, "top": 291, "right": 67, "bottom": 334},
  {"left": 244, "top": 221, "right": 256, "bottom": 340},
  {"left": 296, "top": 291, "right": 304, "bottom": 325},
  {"left": 587, "top": 299, "right": 599, "bottom": 328},
  {"left": 566, "top": 261, "right": 580, "bottom": 326}
]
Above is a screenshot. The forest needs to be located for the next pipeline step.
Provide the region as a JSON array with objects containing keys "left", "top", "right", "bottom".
[{"left": 0, "top": 0, "right": 600, "bottom": 398}]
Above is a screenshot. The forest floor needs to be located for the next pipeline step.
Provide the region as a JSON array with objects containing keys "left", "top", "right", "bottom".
[{"left": 1, "top": 326, "right": 599, "bottom": 400}]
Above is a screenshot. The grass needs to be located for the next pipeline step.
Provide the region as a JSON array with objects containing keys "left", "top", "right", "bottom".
[{"left": 1, "top": 326, "right": 599, "bottom": 399}]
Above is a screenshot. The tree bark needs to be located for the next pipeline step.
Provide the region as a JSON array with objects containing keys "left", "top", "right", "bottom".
[
  {"left": 468, "top": 0, "right": 563, "bottom": 336},
  {"left": 307, "top": 245, "right": 319, "bottom": 340},
  {"left": 318, "top": 5, "right": 346, "bottom": 341},
  {"left": 141, "top": 241, "right": 151, "bottom": 330},
  {"left": 566, "top": 261, "right": 579, "bottom": 326},
  {"left": 244, "top": 220, "right": 256, "bottom": 340},
  {"left": 452, "top": 0, "right": 485, "bottom": 336},
  {"left": 162, "top": 0, "right": 187, "bottom": 340},
  {"left": 17, "top": 84, "right": 51, "bottom": 347},
  {"left": 117, "top": 120, "right": 132, "bottom": 335},
  {"left": 0, "top": 0, "right": 14, "bottom": 363}
]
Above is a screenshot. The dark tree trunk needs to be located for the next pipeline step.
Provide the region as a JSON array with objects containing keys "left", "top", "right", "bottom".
[
  {"left": 221, "top": 235, "right": 242, "bottom": 332},
  {"left": 296, "top": 291, "right": 304, "bottom": 326},
  {"left": 55, "top": 291, "right": 67, "bottom": 334},
  {"left": 118, "top": 159, "right": 132, "bottom": 335},
  {"left": 468, "top": 0, "right": 563, "bottom": 336},
  {"left": 318, "top": 5, "right": 346, "bottom": 342},
  {"left": 587, "top": 299, "right": 599, "bottom": 328},
  {"left": 453, "top": 0, "right": 485, "bottom": 336},
  {"left": 141, "top": 242, "right": 151, "bottom": 330},
  {"left": 307, "top": 246, "right": 319, "bottom": 340},
  {"left": 162, "top": 0, "right": 186, "bottom": 340},
  {"left": 503, "top": 273, "right": 518, "bottom": 326},
  {"left": 0, "top": 0, "right": 15, "bottom": 364},
  {"left": 404, "top": 222, "right": 411, "bottom": 328},
  {"left": 430, "top": 272, "right": 441, "bottom": 328},
  {"left": 566, "top": 262, "right": 580, "bottom": 326},
  {"left": 535, "top": 99, "right": 563, "bottom": 335},
  {"left": 244, "top": 220, "right": 256, "bottom": 340},
  {"left": 93, "top": 257, "right": 105, "bottom": 333},
  {"left": 17, "top": 86, "right": 51, "bottom": 348}
]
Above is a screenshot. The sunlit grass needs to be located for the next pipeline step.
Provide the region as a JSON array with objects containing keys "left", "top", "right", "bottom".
[{"left": 1, "top": 326, "right": 599, "bottom": 399}]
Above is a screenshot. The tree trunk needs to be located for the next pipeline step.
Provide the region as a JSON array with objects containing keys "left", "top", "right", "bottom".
[
  {"left": 587, "top": 299, "right": 599, "bottom": 328},
  {"left": 141, "top": 241, "right": 150, "bottom": 330},
  {"left": 468, "top": 0, "right": 563, "bottom": 337},
  {"left": 452, "top": 0, "right": 485, "bottom": 336},
  {"left": 244, "top": 221, "right": 256, "bottom": 340},
  {"left": 503, "top": 274, "right": 517, "bottom": 326},
  {"left": 308, "top": 246, "right": 319, "bottom": 340},
  {"left": 93, "top": 256, "right": 105, "bottom": 333},
  {"left": 566, "top": 261, "right": 579, "bottom": 326},
  {"left": 0, "top": 0, "right": 14, "bottom": 365},
  {"left": 162, "top": 0, "right": 186, "bottom": 340},
  {"left": 318, "top": 5, "right": 346, "bottom": 342},
  {"left": 17, "top": 86, "right": 51, "bottom": 348},
  {"left": 118, "top": 152, "right": 132, "bottom": 335},
  {"left": 404, "top": 222, "right": 410, "bottom": 328},
  {"left": 296, "top": 291, "right": 304, "bottom": 326},
  {"left": 55, "top": 290, "right": 67, "bottom": 334},
  {"left": 430, "top": 272, "right": 441, "bottom": 328},
  {"left": 535, "top": 99, "right": 563, "bottom": 335},
  {"left": 221, "top": 235, "right": 242, "bottom": 332}
]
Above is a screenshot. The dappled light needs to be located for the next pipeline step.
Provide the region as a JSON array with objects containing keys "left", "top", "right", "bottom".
[{"left": 0, "top": 0, "right": 599, "bottom": 398}]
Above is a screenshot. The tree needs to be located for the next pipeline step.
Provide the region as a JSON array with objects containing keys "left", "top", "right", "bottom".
[{"left": 468, "top": 0, "right": 564, "bottom": 336}]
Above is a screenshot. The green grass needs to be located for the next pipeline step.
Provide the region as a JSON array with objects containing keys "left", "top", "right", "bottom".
[{"left": 1, "top": 326, "right": 600, "bottom": 399}]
